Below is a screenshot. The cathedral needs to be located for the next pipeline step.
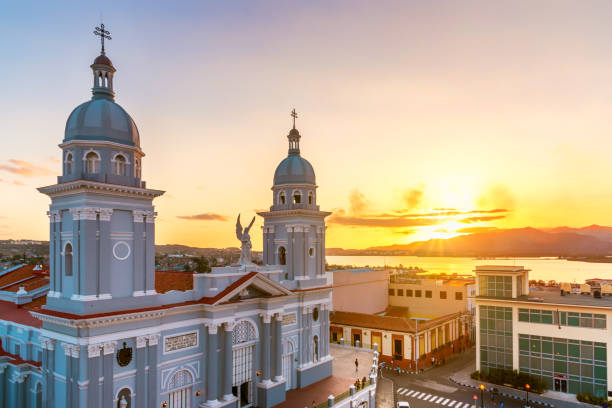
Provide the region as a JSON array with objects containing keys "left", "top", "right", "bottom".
[{"left": 0, "top": 35, "right": 332, "bottom": 408}]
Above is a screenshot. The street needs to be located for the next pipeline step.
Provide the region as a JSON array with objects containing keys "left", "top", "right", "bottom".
[{"left": 383, "top": 348, "right": 528, "bottom": 408}]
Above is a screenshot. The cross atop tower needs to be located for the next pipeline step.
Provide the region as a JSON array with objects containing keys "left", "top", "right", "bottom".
[
  {"left": 94, "top": 23, "right": 112, "bottom": 55},
  {"left": 291, "top": 108, "right": 298, "bottom": 129}
]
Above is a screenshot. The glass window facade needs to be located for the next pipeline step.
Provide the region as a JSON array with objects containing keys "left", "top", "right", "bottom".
[
  {"left": 518, "top": 308, "right": 606, "bottom": 330},
  {"left": 479, "top": 275, "right": 512, "bottom": 297},
  {"left": 519, "top": 334, "right": 607, "bottom": 397},
  {"left": 479, "top": 305, "right": 513, "bottom": 372}
]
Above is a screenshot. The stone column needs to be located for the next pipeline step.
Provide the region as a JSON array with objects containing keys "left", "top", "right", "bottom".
[
  {"left": 300, "top": 308, "right": 309, "bottom": 364},
  {"left": 69, "top": 208, "right": 81, "bottom": 298},
  {"left": 13, "top": 373, "right": 26, "bottom": 408},
  {"left": 0, "top": 365, "right": 5, "bottom": 404},
  {"left": 62, "top": 343, "right": 79, "bottom": 408},
  {"left": 102, "top": 342, "right": 116, "bottom": 408},
  {"left": 135, "top": 336, "right": 147, "bottom": 408},
  {"left": 47, "top": 339, "right": 56, "bottom": 406},
  {"left": 206, "top": 324, "right": 219, "bottom": 403},
  {"left": 147, "top": 335, "right": 160, "bottom": 408},
  {"left": 287, "top": 227, "right": 294, "bottom": 279},
  {"left": 98, "top": 209, "right": 113, "bottom": 298},
  {"left": 47, "top": 211, "right": 59, "bottom": 295},
  {"left": 87, "top": 344, "right": 102, "bottom": 407},
  {"left": 261, "top": 314, "right": 272, "bottom": 382},
  {"left": 274, "top": 314, "right": 283, "bottom": 381},
  {"left": 222, "top": 322, "right": 235, "bottom": 400},
  {"left": 132, "top": 211, "right": 146, "bottom": 296},
  {"left": 80, "top": 207, "right": 98, "bottom": 298},
  {"left": 144, "top": 212, "right": 157, "bottom": 294}
]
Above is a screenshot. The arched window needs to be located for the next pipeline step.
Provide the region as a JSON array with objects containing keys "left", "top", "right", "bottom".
[
  {"left": 116, "top": 388, "right": 131, "bottom": 408},
  {"left": 134, "top": 159, "right": 141, "bottom": 178},
  {"left": 313, "top": 335, "right": 319, "bottom": 362},
  {"left": 278, "top": 246, "right": 286, "bottom": 266},
  {"left": 279, "top": 191, "right": 286, "bottom": 205},
  {"left": 308, "top": 192, "right": 313, "bottom": 204},
  {"left": 309, "top": 248, "right": 314, "bottom": 258},
  {"left": 85, "top": 151, "right": 100, "bottom": 174},
  {"left": 113, "top": 154, "right": 127, "bottom": 176},
  {"left": 167, "top": 370, "right": 193, "bottom": 408},
  {"left": 64, "top": 243, "right": 73, "bottom": 276},
  {"left": 65, "top": 153, "right": 73, "bottom": 175},
  {"left": 232, "top": 320, "right": 257, "bottom": 345},
  {"left": 293, "top": 191, "right": 301, "bottom": 204}
]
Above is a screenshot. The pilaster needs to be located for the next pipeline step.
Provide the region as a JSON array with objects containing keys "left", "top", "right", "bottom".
[
  {"left": 222, "top": 321, "right": 235, "bottom": 401},
  {"left": 144, "top": 211, "right": 157, "bottom": 294},
  {"left": 136, "top": 336, "right": 147, "bottom": 408},
  {"left": 133, "top": 210, "right": 146, "bottom": 296},
  {"left": 102, "top": 341, "right": 117, "bottom": 408},
  {"left": 206, "top": 324, "right": 219, "bottom": 403},
  {"left": 147, "top": 334, "right": 160, "bottom": 408},
  {"left": 99, "top": 208, "right": 113, "bottom": 298}
]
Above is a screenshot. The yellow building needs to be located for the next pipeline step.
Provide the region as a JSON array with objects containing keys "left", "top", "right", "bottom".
[
  {"left": 330, "top": 311, "right": 471, "bottom": 369},
  {"left": 388, "top": 275, "right": 475, "bottom": 318}
]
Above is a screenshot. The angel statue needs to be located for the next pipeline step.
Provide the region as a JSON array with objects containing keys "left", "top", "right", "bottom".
[{"left": 236, "top": 214, "right": 256, "bottom": 265}]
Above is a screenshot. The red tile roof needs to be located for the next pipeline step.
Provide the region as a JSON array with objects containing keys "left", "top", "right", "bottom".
[
  {"left": 0, "top": 265, "right": 49, "bottom": 290},
  {"left": 32, "top": 271, "right": 262, "bottom": 320},
  {"left": 331, "top": 311, "right": 463, "bottom": 334},
  {"left": 0, "top": 300, "right": 43, "bottom": 328},
  {"left": 0, "top": 338, "right": 42, "bottom": 368},
  {"left": 155, "top": 270, "right": 194, "bottom": 293}
]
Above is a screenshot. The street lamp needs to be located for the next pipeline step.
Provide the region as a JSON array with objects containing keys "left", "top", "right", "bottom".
[
  {"left": 479, "top": 384, "right": 485, "bottom": 408},
  {"left": 525, "top": 384, "right": 530, "bottom": 407}
]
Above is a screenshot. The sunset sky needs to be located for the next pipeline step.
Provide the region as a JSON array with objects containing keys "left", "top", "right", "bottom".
[{"left": 3, "top": 1, "right": 612, "bottom": 249}]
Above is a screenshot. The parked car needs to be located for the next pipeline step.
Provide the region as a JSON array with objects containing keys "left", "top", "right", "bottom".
[{"left": 397, "top": 402, "right": 410, "bottom": 408}]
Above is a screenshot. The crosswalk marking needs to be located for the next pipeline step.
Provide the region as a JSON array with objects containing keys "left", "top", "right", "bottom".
[{"left": 396, "top": 387, "right": 477, "bottom": 408}]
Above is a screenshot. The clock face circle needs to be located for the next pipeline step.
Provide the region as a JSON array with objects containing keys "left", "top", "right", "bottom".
[{"left": 113, "top": 241, "right": 131, "bottom": 261}]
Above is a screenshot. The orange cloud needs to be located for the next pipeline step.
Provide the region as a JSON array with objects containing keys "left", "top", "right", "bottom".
[
  {"left": 0, "top": 159, "right": 54, "bottom": 177},
  {"left": 177, "top": 213, "right": 228, "bottom": 221},
  {"left": 456, "top": 226, "right": 500, "bottom": 233},
  {"left": 460, "top": 215, "right": 506, "bottom": 223},
  {"left": 349, "top": 189, "right": 369, "bottom": 214}
]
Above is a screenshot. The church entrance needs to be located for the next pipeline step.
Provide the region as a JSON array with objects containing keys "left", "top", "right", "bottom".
[
  {"left": 232, "top": 320, "right": 257, "bottom": 407},
  {"left": 166, "top": 370, "right": 193, "bottom": 408}
]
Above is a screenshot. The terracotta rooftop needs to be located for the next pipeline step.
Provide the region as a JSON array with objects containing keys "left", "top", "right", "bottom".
[
  {"left": 155, "top": 270, "right": 194, "bottom": 293},
  {"left": 331, "top": 310, "right": 463, "bottom": 334},
  {"left": 0, "top": 300, "right": 43, "bottom": 328},
  {"left": 0, "top": 338, "right": 42, "bottom": 368}
]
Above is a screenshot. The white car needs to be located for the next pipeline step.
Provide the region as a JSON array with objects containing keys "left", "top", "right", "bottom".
[{"left": 397, "top": 402, "right": 410, "bottom": 408}]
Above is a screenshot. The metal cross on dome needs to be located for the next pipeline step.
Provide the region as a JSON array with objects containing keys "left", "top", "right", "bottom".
[
  {"left": 291, "top": 108, "right": 298, "bottom": 129},
  {"left": 94, "top": 23, "right": 112, "bottom": 54}
]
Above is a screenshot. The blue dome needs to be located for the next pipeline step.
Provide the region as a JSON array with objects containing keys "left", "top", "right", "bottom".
[
  {"left": 274, "top": 155, "right": 316, "bottom": 185},
  {"left": 64, "top": 98, "right": 140, "bottom": 147}
]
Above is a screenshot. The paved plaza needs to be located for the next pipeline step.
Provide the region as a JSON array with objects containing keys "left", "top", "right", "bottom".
[{"left": 273, "top": 345, "right": 374, "bottom": 408}]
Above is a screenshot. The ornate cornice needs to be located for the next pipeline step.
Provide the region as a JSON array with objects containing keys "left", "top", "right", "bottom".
[
  {"left": 30, "top": 308, "right": 167, "bottom": 329},
  {"left": 257, "top": 209, "right": 331, "bottom": 218},
  {"left": 38, "top": 180, "right": 164, "bottom": 200},
  {"left": 58, "top": 139, "right": 145, "bottom": 156}
]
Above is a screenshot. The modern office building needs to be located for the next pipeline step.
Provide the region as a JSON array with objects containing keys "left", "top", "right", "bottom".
[{"left": 475, "top": 265, "right": 611, "bottom": 398}]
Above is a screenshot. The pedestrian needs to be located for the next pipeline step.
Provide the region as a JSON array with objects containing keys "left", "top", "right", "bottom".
[
  {"left": 312, "top": 400, "right": 316, "bottom": 407},
  {"left": 355, "top": 357, "right": 359, "bottom": 373},
  {"left": 431, "top": 356, "right": 435, "bottom": 366}
]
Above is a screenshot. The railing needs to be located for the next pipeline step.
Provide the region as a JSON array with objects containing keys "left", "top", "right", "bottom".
[{"left": 315, "top": 378, "right": 375, "bottom": 408}]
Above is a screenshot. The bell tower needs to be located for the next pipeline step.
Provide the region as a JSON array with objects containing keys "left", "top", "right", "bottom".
[
  {"left": 39, "top": 26, "right": 164, "bottom": 315},
  {"left": 258, "top": 111, "right": 330, "bottom": 287}
]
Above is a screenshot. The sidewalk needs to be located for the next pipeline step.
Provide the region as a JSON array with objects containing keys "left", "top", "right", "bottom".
[
  {"left": 449, "top": 363, "right": 595, "bottom": 408},
  {"left": 273, "top": 346, "right": 375, "bottom": 408}
]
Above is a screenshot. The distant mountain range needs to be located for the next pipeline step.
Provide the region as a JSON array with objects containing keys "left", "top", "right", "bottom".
[{"left": 326, "top": 225, "right": 612, "bottom": 257}]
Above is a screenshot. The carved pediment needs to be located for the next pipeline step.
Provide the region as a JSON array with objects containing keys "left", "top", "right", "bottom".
[{"left": 213, "top": 272, "right": 294, "bottom": 305}]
